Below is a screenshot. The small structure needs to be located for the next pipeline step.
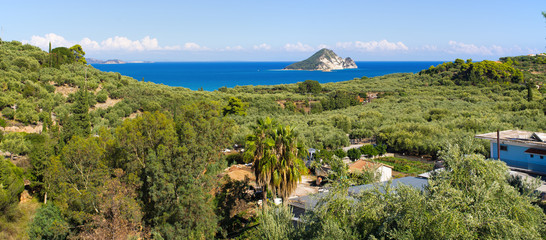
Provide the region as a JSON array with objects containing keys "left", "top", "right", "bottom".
[
  {"left": 289, "top": 176, "right": 429, "bottom": 218},
  {"left": 475, "top": 130, "right": 546, "bottom": 174},
  {"left": 348, "top": 159, "right": 393, "bottom": 182}
]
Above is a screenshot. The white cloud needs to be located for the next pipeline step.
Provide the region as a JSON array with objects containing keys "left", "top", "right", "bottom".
[
  {"left": 253, "top": 43, "right": 271, "bottom": 50},
  {"left": 284, "top": 42, "right": 315, "bottom": 52},
  {"left": 27, "top": 33, "right": 73, "bottom": 49},
  {"left": 24, "top": 33, "right": 192, "bottom": 52},
  {"left": 182, "top": 42, "right": 210, "bottom": 51},
  {"left": 421, "top": 44, "right": 438, "bottom": 51},
  {"left": 79, "top": 37, "right": 100, "bottom": 50},
  {"left": 317, "top": 44, "right": 330, "bottom": 50},
  {"left": 336, "top": 40, "right": 408, "bottom": 51},
  {"left": 445, "top": 41, "right": 543, "bottom": 56},
  {"left": 447, "top": 41, "right": 500, "bottom": 55},
  {"left": 222, "top": 45, "right": 244, "bottom": 51}
]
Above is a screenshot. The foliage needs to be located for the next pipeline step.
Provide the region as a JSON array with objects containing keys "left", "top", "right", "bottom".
[
  {"left": 374, "top": 157, "right": 433, "bottom": 175},
  {"left": 349, "top": 166, "right": 380, "bottom": 185},
  {"left": 250, "top": 204, "right": 296, "bottom": 240},
  {"left": 222, "top": 96, "right": 248, "bottom": 116},
  {"left": 0, "top": 159, "right": 24, "bottom": 222},
  {"left": 28, "top": 203, "right": 69, "bottom": 240},
  {"left": 76, "top": 169, "right": 144, "bottom": 239},
  {"left": 287, "top": 143, "right": 546, "bottom": 239},
  {"left": 333, "top": 148, "right": 346, "bottom": 158},
  {"left": 244, "top": 117, "right": 308, "bottom": 202},
  {"left": 1, "top": 39, "right": 546, "bottom": 238},
  {"left": 69, "top": 44, "right": 86, "bottom": 64},
  {"left": 346, "top": 148, "right": 360, "bottom": 161},
  {"left": 320, "top": 90, "right": 359, "bottom": 111},
  {"left": 297, "top": 80, "right": 322, "bottom": 94},
  {"left": 420, "top": 59, "right": 524, "bottom": 85},
  {"left": 0, "top": 132, "right": 30, "bottom": 160},
  {"left": 215, "top": 176, "right": 256, "bottom": 238}
]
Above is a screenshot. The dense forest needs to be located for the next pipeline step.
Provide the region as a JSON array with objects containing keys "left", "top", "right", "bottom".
[{"left": 0, "top": 37, "right": 545, "bottom": 239}]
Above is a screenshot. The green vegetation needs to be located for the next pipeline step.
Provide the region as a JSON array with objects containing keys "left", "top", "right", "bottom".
[
  {"left": 374, "top": 156, "right": 433, "bottom": 175},
  {"left": 0, "top": 40, "right": 545, "bottom": 238},
  {"left": 420, "top": 58, "right": 523, "bottom": 85},
  {"left": 251, "top": 144, "right": 546, "bottom": 239},
  {"left": 222, "top": 96, "right": 248, "bottom": 116},
  {"left": 296, "top": 80, "right": 322, "bottom": 94},
  {"left": 244, "top": 117, "right": 307, "bottom": 203}
]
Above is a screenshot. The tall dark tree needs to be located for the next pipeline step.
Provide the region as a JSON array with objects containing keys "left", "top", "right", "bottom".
[{"left": 63, "top": 89, "right": 90, "bottom": 142}]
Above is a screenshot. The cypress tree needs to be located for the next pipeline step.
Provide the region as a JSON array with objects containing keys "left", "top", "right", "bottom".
[{"left": 527, "top": 82, "right": 534, "bottom": 101}]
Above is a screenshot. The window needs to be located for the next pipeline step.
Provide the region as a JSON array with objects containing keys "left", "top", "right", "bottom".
[
  {"left": 530, "top": 154, "right": 534, "bottom": 158},
  {"left": 541, "top": 156, "right": 544, "bottom": 160},
  {"left": 500, "top": 145, "right": 508, "bottom": 151}
]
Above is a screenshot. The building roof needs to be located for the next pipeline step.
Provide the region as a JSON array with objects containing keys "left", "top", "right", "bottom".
[
  {"left": 348, "top": 159, "right": 393, "bottom": 173},
  {"left": 288, "top": 176, "right": 428, "bottom": 211},
  {"left": 475, "top": 130, "right": 546, "bottom": 148}
]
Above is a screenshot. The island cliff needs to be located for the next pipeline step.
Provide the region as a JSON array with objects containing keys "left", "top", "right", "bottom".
[{"left": 284, "top": 48, "right": 357, "bottom": 70}]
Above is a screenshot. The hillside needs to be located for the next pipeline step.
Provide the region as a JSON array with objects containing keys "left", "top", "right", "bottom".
[
  {"left": 0, "top": 40, "right": 545, "bottom": 239},
  {"left": 284, "top": 48, "right": 357, "bottom": 70}
]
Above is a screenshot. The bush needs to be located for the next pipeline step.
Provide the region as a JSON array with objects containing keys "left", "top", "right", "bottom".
[
  {"left": 347, "top": 148, "right": 361, "bottom": 161},
  {"left": 96, "top": 91, "right": 108, "bottom": 103},
  {"left": 333, "top": 149, "right": 346, "bottom": 158},
  {"left": 2, "top": 107, "right": 14, "bottom": 120},
  {"left": 28, "top": 204, "right": 69, "bottom": 240}
]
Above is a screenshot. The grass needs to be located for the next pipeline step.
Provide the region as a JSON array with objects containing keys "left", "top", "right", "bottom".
[{"left": 0, "top": 193, "right": 41, "bottom": 240}]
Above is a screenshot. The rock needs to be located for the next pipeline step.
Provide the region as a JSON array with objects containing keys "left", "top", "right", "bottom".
[{"left": 284, "top": 48, "right": 358, "bottom": 71}]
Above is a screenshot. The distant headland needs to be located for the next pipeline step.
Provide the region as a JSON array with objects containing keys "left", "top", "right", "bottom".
[
  {"left": 87, "top": 58, "right": 153, "bottom": 64},
  {"left": 284, "top": 48, "right": 357, "bottom": 71}
]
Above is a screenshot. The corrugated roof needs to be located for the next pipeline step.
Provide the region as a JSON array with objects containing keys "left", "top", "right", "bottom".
[
  {"left": 475, "top": 130, "right": 546, "bottom": 148},
  {"left": 288, "top": 176, "right": 428, "bottom": 211}
]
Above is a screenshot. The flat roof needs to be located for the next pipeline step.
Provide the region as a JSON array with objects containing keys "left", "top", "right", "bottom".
[
  {"left": 475, "top": 130, "right": 546, "bottom": 148},
  {"left": 289, "top": 176, "right": 428, "bottom": 211}
]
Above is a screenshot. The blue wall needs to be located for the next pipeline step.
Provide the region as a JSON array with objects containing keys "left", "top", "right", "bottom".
[{"left": 491, "top": 142, "right": 546, "bottom": 173}]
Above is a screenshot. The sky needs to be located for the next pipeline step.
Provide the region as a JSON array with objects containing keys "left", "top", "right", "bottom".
[{"left": 1, "top": 0, "right": 545, "bottom": 61}]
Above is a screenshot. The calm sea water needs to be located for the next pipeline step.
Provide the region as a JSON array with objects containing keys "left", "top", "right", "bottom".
[{"left": 91, "top": 61, "right": 443, "bottom": 91}]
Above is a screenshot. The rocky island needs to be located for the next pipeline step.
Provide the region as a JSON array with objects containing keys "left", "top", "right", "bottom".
[{"left": 284, "top": 48, "right": 357, "bottom": 71}]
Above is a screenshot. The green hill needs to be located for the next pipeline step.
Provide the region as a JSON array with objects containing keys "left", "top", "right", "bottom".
[{"left": 0, "top": 40, "right": 545, "bottom": 239}]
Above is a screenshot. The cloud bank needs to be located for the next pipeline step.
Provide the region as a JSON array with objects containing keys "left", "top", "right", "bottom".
[
  {"left": 337, "top": 40, "right": 409, "bottom": 51},
  {"left": 22, "top": 33, "right": 540, "bottom": 61},
  {"left": 26, "top": 33, "right": 189, "bottom": 51}
]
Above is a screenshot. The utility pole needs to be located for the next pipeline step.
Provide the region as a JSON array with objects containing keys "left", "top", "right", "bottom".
[{"left": 497, "top": 129, "right": 500, "bottom": 160}]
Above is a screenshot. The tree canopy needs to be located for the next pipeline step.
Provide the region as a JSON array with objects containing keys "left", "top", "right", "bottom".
[{"left": 244, "top": 117, "right": 307, "bottom": 202}]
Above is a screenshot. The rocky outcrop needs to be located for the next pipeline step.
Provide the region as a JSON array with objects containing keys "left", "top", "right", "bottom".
[
  {"left": 343, "top": 57, "right": 357, "bottom": 69},
  {"left": 284, "top": 48, "right": 358, "bottom": 70}
]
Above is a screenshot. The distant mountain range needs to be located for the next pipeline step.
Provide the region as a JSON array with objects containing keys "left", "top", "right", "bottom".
[
  {"left": 86, "top": 58, "right": 153, "bottom": 64},
  {"left": 284, "top": 48, "right": 357, "bottom": 71}
]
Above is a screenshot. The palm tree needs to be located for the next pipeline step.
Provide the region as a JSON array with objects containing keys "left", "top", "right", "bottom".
[
  {"left": 244, "top": 117, "right": 307, "bottom": 204},
  {"left": 270, "top": 124, "right": 307, "bottom": 202}
]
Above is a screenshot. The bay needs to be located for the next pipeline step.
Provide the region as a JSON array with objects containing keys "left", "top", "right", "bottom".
[{"left": 91, "top": 61, "right": 443, "bottom": 91}]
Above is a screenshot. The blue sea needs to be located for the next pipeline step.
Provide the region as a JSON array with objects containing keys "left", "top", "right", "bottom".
[{"left": 91, "top": 61, "right": 443, "bottom": 91}]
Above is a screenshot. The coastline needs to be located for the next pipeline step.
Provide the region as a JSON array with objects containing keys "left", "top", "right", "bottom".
[{"left": 92, "top": 61, "right": 443, "bottom": 91}]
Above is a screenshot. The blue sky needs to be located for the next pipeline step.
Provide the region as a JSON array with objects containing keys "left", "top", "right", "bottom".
[{"left": 1, "top": 0, "right": 544, "bottom": 61}]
